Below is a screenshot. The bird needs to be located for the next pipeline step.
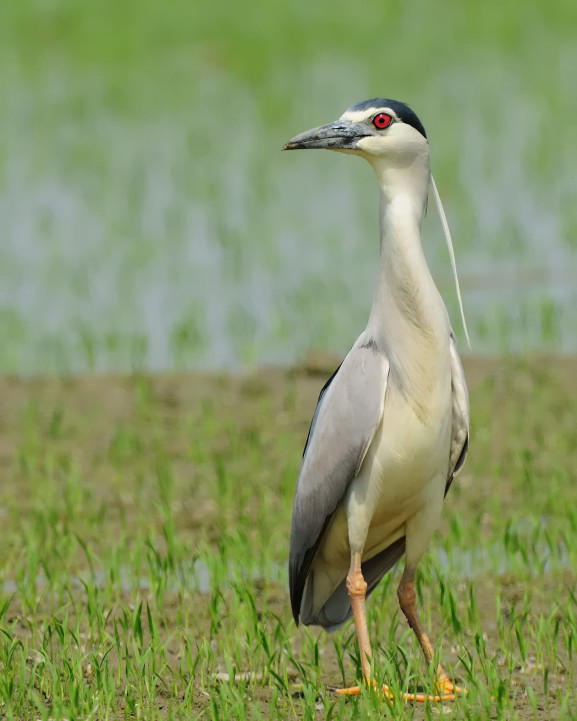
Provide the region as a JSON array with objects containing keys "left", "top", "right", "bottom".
[{"left": 283, "top": 98, "right": 470, "bottom": 702}]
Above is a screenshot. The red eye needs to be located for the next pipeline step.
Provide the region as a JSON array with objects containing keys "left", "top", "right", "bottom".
[{"left": 372, "top": 113, "right": 392, "bottom": 130}]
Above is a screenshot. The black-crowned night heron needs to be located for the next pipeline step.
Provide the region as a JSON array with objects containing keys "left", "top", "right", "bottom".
[{"left": 283, "top": 99, "right": 469, "bottom": 701}]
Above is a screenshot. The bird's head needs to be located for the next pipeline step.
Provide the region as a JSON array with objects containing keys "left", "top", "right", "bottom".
[{"left": 283, "top": 98, "right": 428, "bottom": 171}]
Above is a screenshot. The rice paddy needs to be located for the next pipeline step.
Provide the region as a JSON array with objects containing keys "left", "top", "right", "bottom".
[
  {"left": 1, "top": 0, "right": 577, "bottom": 373},
  {"left": 1, "top": 0, "right": 576, "bottom": 718},
  {"left": 0, "top": 356, "right": 576, "bottom": 719}
]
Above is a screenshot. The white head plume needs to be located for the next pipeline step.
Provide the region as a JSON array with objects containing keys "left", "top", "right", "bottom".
[{"left": 430, "top": 176, "right": 471, "bottom": 348}]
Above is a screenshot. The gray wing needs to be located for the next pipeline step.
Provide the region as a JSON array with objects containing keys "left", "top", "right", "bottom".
[
  {"left": 445, "top": 330, "right": 470, "bottom": 496},
  {"left": 302, "top": 362, "right": 342, "bottom": 458},
  {"left": 289, "top": 339, "right": 389, "bottom": 623}
]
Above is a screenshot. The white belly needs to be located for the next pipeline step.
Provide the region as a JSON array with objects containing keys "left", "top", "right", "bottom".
[
  {"left": 310, "top": 369, "right": 452, "bottom": 599},
  {"left": 348, "top": 378, "right": 451, "bottom": 556}
]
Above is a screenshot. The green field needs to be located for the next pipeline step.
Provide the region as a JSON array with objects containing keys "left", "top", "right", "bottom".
[
  {"left": 1, "top": 357, "right": 576, "bottom": 719},
  {"left": 1, "top": 0, "right": 576, "bottom": 372},
  {"left": 1, "top": 1, "right": 577, "bottom": 719}
]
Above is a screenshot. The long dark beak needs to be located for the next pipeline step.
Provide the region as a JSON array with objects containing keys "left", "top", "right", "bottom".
[{"left": 282, "top": 119, "right": 370, "bottom": 151}]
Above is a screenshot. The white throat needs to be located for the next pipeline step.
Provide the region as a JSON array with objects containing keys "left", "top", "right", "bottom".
[{"left": 365, "top": 155, "right": 449, "bottom": 369}]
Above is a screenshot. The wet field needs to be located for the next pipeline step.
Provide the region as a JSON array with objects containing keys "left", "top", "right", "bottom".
[
  {"left": 2, "top": 2, "right": 576, "bottom": 718},
  {"left": 1, "top": 356, "right": 575, "bottom": 718},
  {"left": 2, "top": 2, "right": 577, "bottom": 374}
]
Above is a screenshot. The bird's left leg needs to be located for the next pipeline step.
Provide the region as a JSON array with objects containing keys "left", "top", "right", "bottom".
[
  {"left": 336, "top": 484, "right": 395, "bottom": 699},
  {"left": 335, "top": 551, "right": 376, "bottom": 696},
  {"left": 347, "top": 551, "right": 372, "bottom": 683}
]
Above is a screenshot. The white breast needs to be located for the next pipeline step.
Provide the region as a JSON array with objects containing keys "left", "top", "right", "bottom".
[{"left": 345, "top": 355, "right": 452, "bottom": 557}]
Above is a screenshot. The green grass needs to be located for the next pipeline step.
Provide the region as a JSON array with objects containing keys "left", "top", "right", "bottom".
[
  {"left": 0, "top": 357, "right": 576, "bottom": 719},
  {"left": 1, "top": 5, "right": 577, "bottom": 717}
]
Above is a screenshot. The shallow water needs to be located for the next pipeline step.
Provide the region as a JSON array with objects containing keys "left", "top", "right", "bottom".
[
  {"left": 4, "top": 541, "right": 569, "bottom": 597},
  {"left": 2, "top": 24, "right": 576, "bottom": 374}
]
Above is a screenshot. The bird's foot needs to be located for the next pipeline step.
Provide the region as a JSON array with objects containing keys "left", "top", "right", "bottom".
[
  {"left": 333, "top": 677, "right": 466, "bottom": 703},
  {"left": 334, "top": 684, "right": 361, "bottom": 696},
  {"left": 334, "top": 681, "right": 393, "bottom": 701},
  {"left": 401, "top": 677, "right": 468, "bottom": 703}
]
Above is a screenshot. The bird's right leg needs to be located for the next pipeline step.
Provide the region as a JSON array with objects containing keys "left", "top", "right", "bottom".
[
  {"left": 396, "top": 498, "right": 467, "bottom": 702},
  {"left": 397, "top": 567, "right": 467, "bottom": 701}
]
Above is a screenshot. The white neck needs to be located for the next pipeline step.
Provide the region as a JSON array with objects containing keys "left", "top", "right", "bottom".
[{"left": 365, "top": 156, "right": 449, "bottom": 371}]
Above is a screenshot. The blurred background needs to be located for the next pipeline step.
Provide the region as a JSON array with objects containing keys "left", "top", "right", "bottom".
[{"left": 2, "top": 0, "right": 575, "bottom": 375}]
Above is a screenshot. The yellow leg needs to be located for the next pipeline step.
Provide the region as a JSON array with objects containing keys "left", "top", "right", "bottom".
[
  {"left": 336, "top": 553, "right": 371, "bottom": 695},
  {"left": 334, "top": 563, "right": 466, "bottom": 702},
  {"left": 397, "top": 571, "right": 467, "bottom": 702},
  {"left": 335, "top": 553, "right": 394, "bottom": 699},
  {"left": 347, "top": 552, "right": 372, "bottom": 683}
]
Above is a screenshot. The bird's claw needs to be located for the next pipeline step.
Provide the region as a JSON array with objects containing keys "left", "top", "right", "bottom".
[
  {"left": 333, "top": 676, "right": 467, "bottom": 703},
  {"left": 401, "top": 678, "right": 467, "bottom": 703},
  {"left": 334, "top": 681, "right": 394, "bottom": 701}
]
